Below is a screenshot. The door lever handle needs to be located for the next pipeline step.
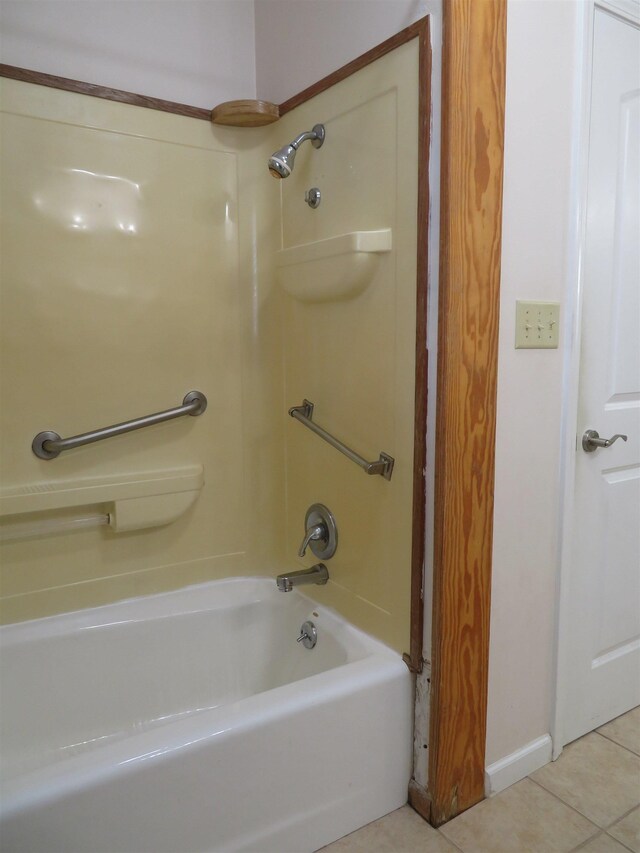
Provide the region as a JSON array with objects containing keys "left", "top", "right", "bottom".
[{"left": 582, "top": 429, "right": 628, "bottom": 453}]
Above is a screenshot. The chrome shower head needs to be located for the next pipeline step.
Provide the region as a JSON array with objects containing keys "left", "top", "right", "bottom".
[
  {"left": 268, "top": 124, "right": 325, "bottom": 179},
  {"left": 268, "top": 143, "right": 297, "bottom": 179}
]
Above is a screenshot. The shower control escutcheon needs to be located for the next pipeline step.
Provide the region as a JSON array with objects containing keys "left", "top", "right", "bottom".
[
  {"left": 298, "top": 503, "right": 338, "bottom": 560},
  {"left": 305, "top": 187, "right": 321, "bottom": 209}
]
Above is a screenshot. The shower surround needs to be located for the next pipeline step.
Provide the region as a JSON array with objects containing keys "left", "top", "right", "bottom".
[{"left": 0, "top": 32, "right": 422, "bottom": 851}]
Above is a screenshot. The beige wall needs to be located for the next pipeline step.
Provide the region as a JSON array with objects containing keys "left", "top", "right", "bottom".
[
  {"left": 0, "top": 37, "right": 421, "bottom": 655},
  {"left": 275, "top": 39, "right": 420, "bottom": 653},
  {"left": 0, "top": 79, "right": 284, "bottom": 622}
]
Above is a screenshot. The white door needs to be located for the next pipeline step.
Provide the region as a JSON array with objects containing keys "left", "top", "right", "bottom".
[{"left": 562, "top": 5, "right": 640, "bottom": 746}]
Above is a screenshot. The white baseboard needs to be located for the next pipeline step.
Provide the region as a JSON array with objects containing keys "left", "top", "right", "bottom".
[{"left": 485, "top": 734, "right": 553, "bottom": 796}]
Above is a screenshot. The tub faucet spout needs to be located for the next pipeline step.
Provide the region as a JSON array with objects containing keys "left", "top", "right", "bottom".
[{"left": 276, "top": 563, "right": 329, "bottom": 592}]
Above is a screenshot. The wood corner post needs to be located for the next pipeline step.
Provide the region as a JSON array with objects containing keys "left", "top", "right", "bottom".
[{"left": 428, "top": 0, "right": 507, "bottom": 827}]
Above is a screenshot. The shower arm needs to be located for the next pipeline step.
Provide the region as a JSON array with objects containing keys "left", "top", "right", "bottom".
[{"left": 291, "top": 130, "right": 319, "bottom": 149}]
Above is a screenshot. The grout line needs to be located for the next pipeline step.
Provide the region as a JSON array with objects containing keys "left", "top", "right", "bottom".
[
  {"left": 568, "top": 830, "right": 606, "bottom": 852},
  {"left": 604, "top": 802, "right": 640, "bottom": 830},
  {"left": 436, "top": 828, "right": 466, "bottom": 852},
  {"left": 604, "top": 829, "right": 636, "bottom": 853},
  {"left": 593, "top": 728, "right": 640, "bottom": 759},
  {"left": 527, "top": 776, "right": 603, "bottom": 832},
  {"left": 528, "top": 770, "right": 640, "bottom": 838}
]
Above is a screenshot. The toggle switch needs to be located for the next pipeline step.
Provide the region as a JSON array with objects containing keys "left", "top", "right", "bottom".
[{"left": 515, "top": 301, "right": 560, "bottom": 349}]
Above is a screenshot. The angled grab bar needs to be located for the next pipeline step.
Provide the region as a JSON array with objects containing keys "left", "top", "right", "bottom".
[
  {"left": 288, "top": 400, "right": 394, "bottom": 481},
  {"left": 32, "top": 391, "right": 207, "bottom": 460}
]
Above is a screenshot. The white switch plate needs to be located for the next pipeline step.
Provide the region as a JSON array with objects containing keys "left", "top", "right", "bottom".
[{"left": 515, "top": 301, "right": 560, "bottom": 349}]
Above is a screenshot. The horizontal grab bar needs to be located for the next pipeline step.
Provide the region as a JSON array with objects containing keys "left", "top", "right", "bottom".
[
  {"left": 288, "top": 400, "right": 394, "bottom": 481},
  {"left": 0, "top": 513, "right": 110, "bottom": 542},
  {"left": 32, "top": 391, "right": 207, "bottom": 460}
]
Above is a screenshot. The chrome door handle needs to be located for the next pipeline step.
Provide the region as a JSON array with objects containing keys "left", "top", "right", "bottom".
[{"left": 582, "top": 429, "right": 628, "bottom": 453}]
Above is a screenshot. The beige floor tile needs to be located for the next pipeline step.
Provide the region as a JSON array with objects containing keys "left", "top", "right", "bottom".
[
  {"left": 438, "top": 778, "right": 597, "bottom": 853},
  {"left": 608, "top": 806, "right": 640, "bottom": 853},
  {"left": 574, "top": 832, "right": 632, "bottom": 852},
  {"left": 317, "top": 805, "right": 460, "bottom": 853},
  {"left": 531, "top": 732, "right": 640, "bottom": 827},
  {"left": 597, "top": 707, "right": 640, "bottom": 757}
]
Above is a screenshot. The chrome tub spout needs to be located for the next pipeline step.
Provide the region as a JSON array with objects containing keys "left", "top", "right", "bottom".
[{"left": 276, "top": 563, "right": 329, "bottom": 592}]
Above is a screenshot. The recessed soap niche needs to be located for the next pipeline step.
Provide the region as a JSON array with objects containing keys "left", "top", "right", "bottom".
[{"left": 276, "top": 229, "right": 392, "bottom": 302}]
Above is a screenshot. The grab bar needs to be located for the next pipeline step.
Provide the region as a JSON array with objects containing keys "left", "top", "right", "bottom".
[
  {"left": 288, "top": 400, "right": 395, "bottom": 480},
  {"left": 0, "top": 513, "right": 110, "bottom": 542},
  {"left": 32, "top": 391, "right": 208, "bottom": 460}
]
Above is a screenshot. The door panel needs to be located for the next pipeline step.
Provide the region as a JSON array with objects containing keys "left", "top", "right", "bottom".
[{"left": 563, "top": 7, "right": 640, "bottom": 745}]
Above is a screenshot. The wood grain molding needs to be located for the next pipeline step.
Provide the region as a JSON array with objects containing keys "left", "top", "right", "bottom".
[
  {"left": 404, "top": 16, "right": 431, "bottom": 677},
  {"left": 0, "top": 64, "right": 212, "bottom": 120},
  {"left": 428, "top": 0, "right": 507, "bottom": 826},
  {"left": 279, "top": 19, "right": 429, "bottom": 116}
]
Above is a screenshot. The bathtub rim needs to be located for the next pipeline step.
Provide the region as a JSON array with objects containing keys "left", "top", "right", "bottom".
[{"left": 0, "top": 575, "right": 411, "bottom": 817}]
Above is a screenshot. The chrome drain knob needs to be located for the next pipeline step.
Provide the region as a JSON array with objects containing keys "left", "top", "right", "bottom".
[{"left": 297, "top": 620, "right": 317, "bottom": 649}]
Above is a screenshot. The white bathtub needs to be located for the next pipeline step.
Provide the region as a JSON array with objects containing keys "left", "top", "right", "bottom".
[{"left": 0, "top": 577, "right": 412, "bottom": 852}]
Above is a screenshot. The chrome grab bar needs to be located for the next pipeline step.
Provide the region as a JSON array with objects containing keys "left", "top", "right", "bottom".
[
  {"left": 32, "top": 391, "right": 207, "bottom": 460},
  {"left": 288, "top": 400, "right": 395, "bottom": 481}
]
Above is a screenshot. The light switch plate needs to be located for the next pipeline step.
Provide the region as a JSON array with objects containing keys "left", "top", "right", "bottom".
[{"left": 515, "top": 301, "right": 560, "bottom": 349}]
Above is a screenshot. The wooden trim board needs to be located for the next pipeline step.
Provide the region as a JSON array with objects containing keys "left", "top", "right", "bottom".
[
  {"left": 0, "top": 64, "right": 212, "bottom": 120},
  {"left": 428, "top": 0, "right": 507, "bottom": 826}
]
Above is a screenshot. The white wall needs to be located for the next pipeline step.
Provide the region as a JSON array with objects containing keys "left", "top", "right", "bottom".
[
  {"left": 254, "top": 0, "right": 429, "bottom": 103},
  {"left": 486, "top": 0, "right": 584, "bottom": 770},
  {"left": 0, "top": 0, "right": 256, "bottom": 108}
]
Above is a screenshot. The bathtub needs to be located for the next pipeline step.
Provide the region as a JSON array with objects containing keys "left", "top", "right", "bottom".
[{"left": 0, "top": 577, "right": 412, "bottom": 853}]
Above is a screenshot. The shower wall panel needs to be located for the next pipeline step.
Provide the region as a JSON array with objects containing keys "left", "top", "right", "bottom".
[
  {"left": 0, "top": 80, "right": 284, "bottom": 622},
  {"left": 276, "top": 40, "right": 420, "bottom": 653}
]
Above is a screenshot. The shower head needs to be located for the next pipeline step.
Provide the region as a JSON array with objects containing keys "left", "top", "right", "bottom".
[
  {"left": 268, "top": 143, "right": 297, "bottom": 179},
  {"left": 268, "top": 124, "right": 325, "bottom": 179}
]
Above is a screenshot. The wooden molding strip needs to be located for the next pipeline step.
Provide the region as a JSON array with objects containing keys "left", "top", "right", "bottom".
[
  {"left": 405, "top": 16, "right": 431, "bottom": 676},
  {"left": 2, "top": 19, "right": 427, "bottom": 125},
  {"left": 279, "top": 18, "right": 429, "bottom": 115},
  {"left": 0, "top": 64, "right": 212, "bottom": 120},
  {"left": 428, "top": 0, "right": 507, "bottom": 826}
]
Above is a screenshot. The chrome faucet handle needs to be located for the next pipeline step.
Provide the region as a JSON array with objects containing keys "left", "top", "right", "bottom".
[{"left": 298, "top": 523, "right": 326, "bottom": 557}]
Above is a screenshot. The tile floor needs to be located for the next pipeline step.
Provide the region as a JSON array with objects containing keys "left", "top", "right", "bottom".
[{"left": 319, "top": 707, "right": 640, "bottom": 853}]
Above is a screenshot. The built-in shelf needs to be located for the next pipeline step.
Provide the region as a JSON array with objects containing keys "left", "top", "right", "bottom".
[
  {"left": 210, "top": 99, "right": 279, "bottom": 127},
  {"left": 0, "top": 466, "right": 204, "bottom": 533},
  {"left": 276, "top": 229, "right": 392, "bottom": 302}
]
